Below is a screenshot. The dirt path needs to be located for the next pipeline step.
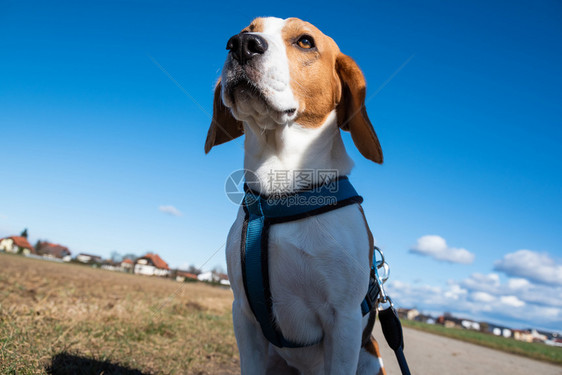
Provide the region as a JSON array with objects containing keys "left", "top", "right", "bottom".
[{"left": 373, "top": 324, "right": 561, "bottom": 375}]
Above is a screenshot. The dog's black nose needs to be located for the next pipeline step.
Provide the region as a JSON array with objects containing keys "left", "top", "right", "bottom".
[{"left": 226, "top": 33, "right": 268, "bottom": 65}]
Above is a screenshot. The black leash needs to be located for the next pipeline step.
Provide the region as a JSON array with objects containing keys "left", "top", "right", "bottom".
[
  {"left": 379, "top": 301, "right": 411, "bottom": 375},
  {"left": 371, "top": 247, "right": 412, "bottom": 375}
]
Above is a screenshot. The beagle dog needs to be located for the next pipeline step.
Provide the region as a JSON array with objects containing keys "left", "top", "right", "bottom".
[{"left": 206, "top": 17, "right": 386, "bottom": 375}]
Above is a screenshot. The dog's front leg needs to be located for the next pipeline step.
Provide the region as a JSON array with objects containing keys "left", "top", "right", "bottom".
[
  {"left": 323, "top": 309, "right": 363, "bottom": 375},
  {"left": 232, "top": 299, "right": 269, "bottom": 375}
]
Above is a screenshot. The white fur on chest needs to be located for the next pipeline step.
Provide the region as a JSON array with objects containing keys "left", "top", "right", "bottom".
[{"left": 225, "top": 203, "right": 371, "bottom": 371}]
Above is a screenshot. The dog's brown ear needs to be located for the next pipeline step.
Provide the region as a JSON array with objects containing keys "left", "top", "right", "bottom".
[
  {"left": 204, "top": 80, "right": 244, "bottom": 153},
  {"left": 335, "top": 53, "right": 383, "bottom": 164}
]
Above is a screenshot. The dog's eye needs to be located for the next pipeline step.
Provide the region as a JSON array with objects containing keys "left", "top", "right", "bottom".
[{"left": 296, "top": 35, "right": 315, "bottom": 49}]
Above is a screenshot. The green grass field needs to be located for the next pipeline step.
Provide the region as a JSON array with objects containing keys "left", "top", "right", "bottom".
[{"left": 402, "top": 319, "right": 562, "bottom": 365}]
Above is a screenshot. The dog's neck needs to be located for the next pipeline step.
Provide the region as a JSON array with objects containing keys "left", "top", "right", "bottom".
[{"left": 243, "top": 110, "right": 354, "bottom": 195}]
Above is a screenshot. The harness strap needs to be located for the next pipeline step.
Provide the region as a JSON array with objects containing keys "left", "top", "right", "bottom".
[{"left": 241, "top": 177, "right": 372, "bottom": 348}]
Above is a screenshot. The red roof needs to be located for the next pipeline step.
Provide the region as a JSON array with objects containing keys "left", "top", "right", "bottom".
[
  {"left": 38, "top": 242, "right": 71, "bottom": 258},
  {"left": 139, "top": 253, "right": 169, "bottom": 270},
  {"left": 121, "top": 258, "right": 134, "bottom": 264},
  {"left": 11, "top": 236, "right": 33, "bottom": 250},
  {"left": 176, "top": 271, "right": 198, "bottom": 279},
  {"left": 2, "top": 236, "right": 34, "bottom": 252}
]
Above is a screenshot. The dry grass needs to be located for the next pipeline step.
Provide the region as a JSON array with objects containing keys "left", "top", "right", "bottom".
[{"left": 0, "top": 253, "right": 240, "bottom": 374}]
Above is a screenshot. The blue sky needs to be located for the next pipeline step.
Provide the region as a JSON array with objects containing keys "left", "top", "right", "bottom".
[{"left": 1, "top": 1, "right": 561, "bottom": 331}]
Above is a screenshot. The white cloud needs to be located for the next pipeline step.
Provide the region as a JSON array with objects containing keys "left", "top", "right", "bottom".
[
  {"left": 410, "top": 235, "right": 475, "bottom": 264},
  {"left": 500, "top": 295, "right": 525, "bottom": 308},
  {"left": 158, "top": 205, "right": 183, "bottom": 217},
  {"left": 494, "top": 249, "right": 562, "bottom": 286},
  {"left": 460, "top": 273, "right": 562, "bottom": 307},
  {"left": 460, "top": 272, "right": 562, "bottom": 308},
  {"left": 507, "top": 278, "right": 530, "bottom": 290},
  {"left": 471, "top": 291, "right": 496, "bottom": 303},
  {"left": 444, "top": 284, "right": 468, "bottom": 300},
  {"left": 461, "top": 273, "right": 500, "bottom": 292},
  {"left": 541, "top": 307, "right": 561, "bottom": 319},
  {"left": 386, "top": 274, "right": 562, "bottom": 331}
]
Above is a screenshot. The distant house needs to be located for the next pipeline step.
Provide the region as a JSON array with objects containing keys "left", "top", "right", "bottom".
[
  {"left": 530, "top": 329, "right": 548, "bottom": 343},
  {"left": 197, "top": 271, "right": 218, "bottom": 282},
  {"left": 415, "top": 314, "right": 436, "bottom": 325},
  {"left": 397, "top": 308, "right": 419, "bottom": 321},
  {"left": 175, "top": 271, "right": 198, "bottom": 282},
  {"left": 76, "top": 253, "right": 102, "bottom": 264},
  {"left": 489, "top": 323, "right": 512, "bottom": 338},
  {"left": 513, "top": 329, "right": 534, "bottom": 343},
  {"left": 197, "top": 271, "right": 230, "bottom": 286},
  {"left": 540, "top": 330, "right": 558, "bottom": 341},
  {"left": 437, "top": 315, "right": 463, "bottom": 328},
  {"left": 218, "top": 273, "right": 230, "bottom": 286},
  {"left": 0, "top": 236, "right": 35, "bottom": 255},
  {"left": 101, "top": 259, "right": 122, "bottom": 271},
  {"left": 36, "top": 241, "right": 71, "bottom": 261},
  {"left": 512, "top": 329, "right": 547, "bottom": 343},
  {"left": 134, "top": 253, "right": 170, "bottom": 276},
  {"left": 461, "top": 319, "right": 480, "bottom": 331},
  {"left": 491, "top": 327, "right": 512, "bottom": 338},
  {"left": 121, "top": 258, "right": 134, "bottom": 272}
]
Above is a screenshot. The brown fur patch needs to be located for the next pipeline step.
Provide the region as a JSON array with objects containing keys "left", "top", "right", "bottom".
[
  {"left": 335, "top": 54, "right": 383, "bottom": 163},
  {"left": 204, "top": 80, "right": 244, "bottom": 153},
  {"left": 279, "top": 18, "right": 383, "bottom": 163},
  {"left": 281, "top": 18, "right": 342, "bottom": 128},
  {"left": 242, "top": 18, "right": 265, "bottom": 33},
  {"left": 364, "top": 337, "right": 387, "bottom": 375}
]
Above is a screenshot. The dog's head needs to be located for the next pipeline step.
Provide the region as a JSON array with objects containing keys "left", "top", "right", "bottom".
[{"left": 205, "top": 17, "right": 382, "bottom": 164}]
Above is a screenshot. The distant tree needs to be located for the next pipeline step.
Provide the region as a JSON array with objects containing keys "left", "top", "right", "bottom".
[
  {"left": 110, "top": 251, "right": 123, "bottom": 263},
  {"left": 35, "top": 240, "right": 43, "bottom": 253},
  {"left": 187, "top": 264, "right": 202, "bottom": 275},
  {"left": 121, "top": 253, "right": 138, "bottom": 261},
  {"left": 20, "top": 228, "right": 28, "bottom": 238}
]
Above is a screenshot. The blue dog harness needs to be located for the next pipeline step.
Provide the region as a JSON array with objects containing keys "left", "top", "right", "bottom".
[{"left": 241, "top": 176, "right": 380, "bottom": 348}]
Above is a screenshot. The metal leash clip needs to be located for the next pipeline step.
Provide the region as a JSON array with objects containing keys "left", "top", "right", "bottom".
[
  {"left": 363, "top": 246, "right": 388, "bottom": 314},
  {"left": 373, "top": 246, "right": 390, "bottom": 306},
  {"left": 372, "top": 246, "right": 412, "bottom": 375}
]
